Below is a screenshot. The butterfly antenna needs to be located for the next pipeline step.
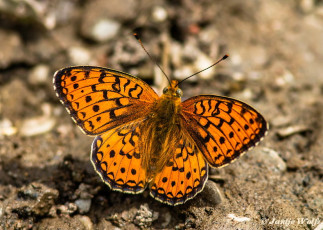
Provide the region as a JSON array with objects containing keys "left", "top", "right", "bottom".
[
  {"left": 176, "top": 54, "right": 229, "bottom": 87},
  {"left": 134, "top": 33, "right": 171, "bottom": 85}
]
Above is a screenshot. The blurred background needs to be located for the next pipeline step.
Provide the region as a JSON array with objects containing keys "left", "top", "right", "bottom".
[{"left": 0, "top": 0, "right": 322, "bottom": 229}]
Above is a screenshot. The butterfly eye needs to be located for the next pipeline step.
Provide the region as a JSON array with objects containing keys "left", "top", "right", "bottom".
[
  {"left": 163, "top": 88, "right": 168, "bottom": 94},
  {"left": 176, "top": 88, "right": 183, "bottom": 97}
]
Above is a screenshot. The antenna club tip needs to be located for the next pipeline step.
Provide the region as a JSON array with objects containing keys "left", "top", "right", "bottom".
[
  {"left": 223, "top": 54, "right": 229, "bottom": 59},
  {"left": 133, "top": 33, "right": 140, "bottom": 40}
]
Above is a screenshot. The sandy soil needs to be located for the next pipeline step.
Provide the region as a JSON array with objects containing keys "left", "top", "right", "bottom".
[{"left": 0, "top": 0, "right": 322, "bottom": 229}]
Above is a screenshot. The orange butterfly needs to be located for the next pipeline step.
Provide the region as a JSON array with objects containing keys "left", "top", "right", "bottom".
[{"left": 53, "top": 56, "right": 267, "bottom": 206}]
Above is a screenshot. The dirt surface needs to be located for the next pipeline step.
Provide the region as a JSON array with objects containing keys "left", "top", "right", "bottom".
[{"left": 0, "top": 0, "right": 322, "bottom": 229}]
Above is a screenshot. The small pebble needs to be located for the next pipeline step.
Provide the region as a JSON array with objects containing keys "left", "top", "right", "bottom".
[
  {"left": 199, "top": 26, "right": 219, "bottom": 44},
  {"left": 201, "top": 180, "right": 223, "bottom": 205},
  {"left": 240, "top": 88, "right": 253, "bottom": 100},
  {"left": 53, "top": 1, "right": 76, "bottom": 25},
  {"left": 57, "top": 203, "right": 78, "bottom": 215},
  {"left": 173, "top": 66, "right": 195, "bottom": 81},
  {"left": 315, "top": 223, "right": 323, "bottom": 230},
  {"left": 229, "top": 53, "right": 242, "bottom": 66},
  {"left": 277, "top": 125, "right": 311, "bottom": 138},
  {"left": 227, "top": 213, "right": 251, "bottom": 222},
  {"left": 253, "top": 148, "right": 287, "bottom": 173},
  {"left": 75, "top": 199, "right": 92, "bottom": 214},
  {"left": 152, "top": 6, "right": 168, "bottom": 22},
  {"left": 231, "top": 72, "right": 245, "bottom": 81},
  {"left": 194, "top": 53, "right": 216, "bottom": 80},
  {"left": 275, "top": 70, "right": 295, "bottom": 87},
  {"left": 0, "top": 119, "right": 17, "bottom": 137},
  {"left": 91, "top": 19, "right": 120, "bottom": 42},
  {"left": 133, "top": 204, "right": 158, "bottom": 228},
  {"left": 300, "top": 0, "right": 314, "bottom": 13},
  {"left": 75, "top": 184, "right": 94, "bottom": 200},
  {"left": 68, "top": 46, "right": 92, "bottom": 66},
  {"left": 41, "top": 103, "right": 53, "bottom": 117},
  {"left": 121, "top": 210, "right": 130, "bottom": 221},
  {"left": 28, "top": 64, "right": 50, "bottom": 85},
  {"left": 56, "top": 124, "right": 73, "bottom": 137},
  {"left": 79, "top": 215, "right": 94, "bottom": 230},
  {"left": 182, "top": 42, "right": 199, "bottom": 61},
  {"left": 271, "top": 115, "right": 291, "bottom": 127},
  {"left": 19, "top": 116, "right": 55, "bottom": 137},
  {"left": 170, "top": 41, "right": 182, "bottom": 67}
]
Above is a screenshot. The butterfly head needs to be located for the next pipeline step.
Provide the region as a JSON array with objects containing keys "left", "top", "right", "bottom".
[{"left": 162, "top": 80, "right": 183, "bottom": 98}]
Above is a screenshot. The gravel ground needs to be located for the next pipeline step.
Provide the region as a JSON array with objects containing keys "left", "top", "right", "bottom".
[{"left": 0, "top": 0, "right": 322, "bottom": 229}]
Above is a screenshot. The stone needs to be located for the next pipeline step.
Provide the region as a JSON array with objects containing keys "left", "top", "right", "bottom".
[
  {"left": 201, "top": 180, "right": 223, "bottom": 205},
  {"left": 75, "top": 199, "right": 92, "bottom": 214}
]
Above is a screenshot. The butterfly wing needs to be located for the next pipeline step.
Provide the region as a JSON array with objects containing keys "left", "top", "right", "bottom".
[
  {"left": 91, "top": 122, "right": 148, "bottom": 193},
  {"left": 54, "top": 66, "right": 158, "bottom": 135},
  {"left": 181, "top": 95, "right": 268, "bottom": 168},
  {"left": 149, "top": 137, "right": 208, "bottom": 206}
]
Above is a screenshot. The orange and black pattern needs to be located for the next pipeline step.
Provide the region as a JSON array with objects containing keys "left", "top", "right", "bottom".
[
  {"left": 54, "top": 66, "right": 268, "bottom": 206},
  {"left": 181, "top": 96, "right": 267, "bottom": 167},
  {"left": 91, "top": 124, "right": 147, "bottom": 193},
  {"left": 150, "top": 138, "right": 208, "bottom": 205},
  {"left": 54, "top": 66, "right": 158, "bottom": 135}
]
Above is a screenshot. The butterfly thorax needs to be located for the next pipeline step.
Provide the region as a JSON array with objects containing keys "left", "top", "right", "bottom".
[{"left": 141, "top": 80, "right": 184, "bottom": 179}]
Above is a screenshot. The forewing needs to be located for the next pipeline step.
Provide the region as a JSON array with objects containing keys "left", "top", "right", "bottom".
[
  {"left": 54, "top": 66, "right": 158, "bottom": 135},
  {"left": 150, "top": 137, "right": 208, "bottom": 206},
  {"left": 91, "top": 123, "right": 148, "bottom": 193},
  {"left": 181, "top": 95, "right": 268, "bottom": 168}
]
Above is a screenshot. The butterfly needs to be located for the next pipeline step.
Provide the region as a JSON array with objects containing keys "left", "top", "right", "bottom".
[{"left": 53, "top": 56, "right": 268, "bottom": 206}]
